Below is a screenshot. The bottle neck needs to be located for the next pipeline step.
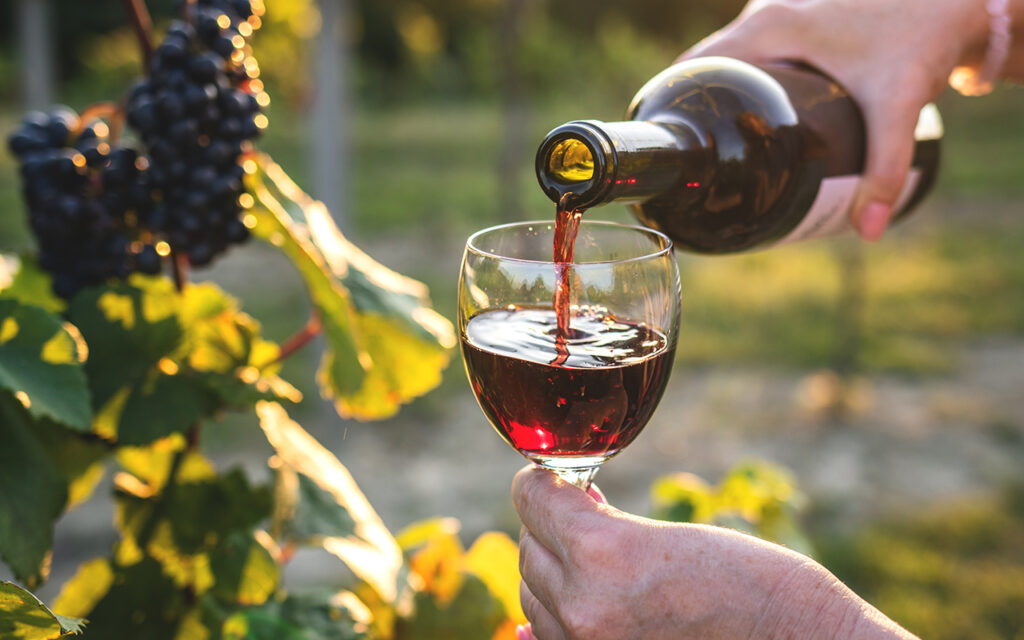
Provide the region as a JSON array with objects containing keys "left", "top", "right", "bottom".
[{"left": 536, "top": 119, "right": 702, "bottom": 210}]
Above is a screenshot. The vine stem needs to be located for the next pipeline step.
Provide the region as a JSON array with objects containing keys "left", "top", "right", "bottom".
[
  {"left": 277, "top": 309, "right": 323, "bottom": 361},
  {"left": 120, "top": 0, "right": 154, "bottom": 74},
  {"left": 171, "top": 250, "right": 189, "bottom": 292}
]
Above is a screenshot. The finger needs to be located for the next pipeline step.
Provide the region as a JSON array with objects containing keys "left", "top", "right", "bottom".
[
  {"left": 586, "top": 483, "right": 608, "bottom": 505},
  {"left": 511, "top": 465, "right": 606, "bottom": 560},
  {"left": 520, "top": 580, "right": 566, "bottom": 640},
  {"left": 676, "top": 2, "right": 806, "bottom": 64},
  {"left": 516, "top": 623, "right": 539, "bottom": 640},
  {"left": 518, "top": 526, "right": 566, "bottom": 612},
  {"left": 850, "top": 99, "right": 921, "bottom": 241}
]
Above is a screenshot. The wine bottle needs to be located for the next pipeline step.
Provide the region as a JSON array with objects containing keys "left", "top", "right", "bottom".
[{"left": 535, "top": 56, "right": 942, "bottom": 253}]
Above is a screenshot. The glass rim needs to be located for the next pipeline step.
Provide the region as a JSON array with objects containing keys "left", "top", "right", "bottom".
[{"left": 465, "top": 219, "right": 674, "bottom": 266}]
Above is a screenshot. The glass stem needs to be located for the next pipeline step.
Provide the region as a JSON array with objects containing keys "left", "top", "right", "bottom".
[{"left": 552, "top": 466, "right": 599, "bottom": 491}]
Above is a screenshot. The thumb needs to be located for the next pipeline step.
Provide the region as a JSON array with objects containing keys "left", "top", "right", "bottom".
[
  {"left": 512, "top": 465, "right": 609, "bottom": 558},
  {"left": 850, "top": 101, "right": 920, "bottom": 242}
]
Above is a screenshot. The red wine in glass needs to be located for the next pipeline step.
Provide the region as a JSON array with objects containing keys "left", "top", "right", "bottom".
[{"left": 462, "top": 306, "right": 675, "bottom": 462}]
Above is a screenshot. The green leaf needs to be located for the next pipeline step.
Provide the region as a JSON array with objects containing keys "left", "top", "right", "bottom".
[
  {"left": 250, "top": 156, "right": 455, "bottom": 420},
  {"left": 116, "top": 467, "right": 271, "bottom": 557},
  {"left": 224, "top": 593, "right": 368, "bottom": 640},
  {"left": 30, "top": 419, "right": 110, "bottom": 510},
  {"left": 0, "top": 581, "right": 85, "bottom": 639},
  {"left": 0, "top": 255, "right": 64, "bottom": 315},
  {"left": 0, "top": 300, "right": 90, "bottom": 431},
  {"left": 68, "top": 276, "right": 182, "bottom": 411},
  {"left": 209, "top": 532, "right": 280, "bottom": 607},
  {"left": 395, "top": 575, "right": 505, "bottom": 640},
  {"left": 54, "top": 557, "right": 185, "bottom": 640},
  {"left": 247, "top": 170, "right": 365, "bottom": 397},
  {"left": 286, "top": 472, "right": 357, "bottom": 541},
  {"left": 179, "top": 283, "right": 301, "bottom": 408},
  {"left": 223, "top": 608, "right": 308, "bottom": 640},
  {"left": 116, "top": 372, "right": 215, "bottom": 446},
  {"left": 0, "top": 395, "right": 68, "bottom": 586},
  {"left": 256, "top": 402, "right": 411, "bottom": 610}
]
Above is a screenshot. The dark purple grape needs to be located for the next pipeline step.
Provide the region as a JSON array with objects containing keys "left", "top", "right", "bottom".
[{"left": 135, "top": 245, "right": 163, "bottom": 275}]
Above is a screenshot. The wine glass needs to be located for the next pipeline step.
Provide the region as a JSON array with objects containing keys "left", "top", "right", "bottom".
[{"left": 458, "top": 220, "right": 680, "bottom": 489}]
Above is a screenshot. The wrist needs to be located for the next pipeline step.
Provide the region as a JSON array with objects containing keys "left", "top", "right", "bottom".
[
  {"left": 753, "top": 558, "right": 862, "bottom": 639},
  {"left": 950, "top": 0, "right": 1018, "bottom": 94}
]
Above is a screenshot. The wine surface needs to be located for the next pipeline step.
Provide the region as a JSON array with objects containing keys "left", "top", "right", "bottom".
[{"left": 462, "top": 306, "right": 674, "bottom": 460}]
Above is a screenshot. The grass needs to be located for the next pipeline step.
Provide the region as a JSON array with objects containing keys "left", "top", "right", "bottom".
[{"left": 816, "top": 486, "right": 1024, "bottom": 640}]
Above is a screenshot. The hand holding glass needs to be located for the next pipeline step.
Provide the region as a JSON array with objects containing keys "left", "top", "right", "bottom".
[{"left": 458, "top": 221, "right": 680, "bottom": 489}]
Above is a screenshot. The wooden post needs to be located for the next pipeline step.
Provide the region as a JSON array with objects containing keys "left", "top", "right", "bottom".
[
  {"left": 311, "top": 0, "right": 351, "bottom": 231},
  {"left": 496, "top": 0, "right": 532, "bottom": 223},
  {"left": 16, "top": 0, "right": 56, "bottom": 110}
]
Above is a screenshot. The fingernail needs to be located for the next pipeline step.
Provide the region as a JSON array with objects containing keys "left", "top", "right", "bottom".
[
  {"left": 858, "top": 202, "right": 892, "bottom": 242},
  {"left": 516, "top": 624, "right": 532, "bottom": 640},
  {"left": 587, "top": 485, "right": 608, "bottom": 504}
]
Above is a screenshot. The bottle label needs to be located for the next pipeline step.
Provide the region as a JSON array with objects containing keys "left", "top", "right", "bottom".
[{"left": 776, "top": 170, "right": 922, "bottom": 246}]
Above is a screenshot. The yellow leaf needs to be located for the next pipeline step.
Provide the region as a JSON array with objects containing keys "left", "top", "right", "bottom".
[
  {"left": 53, "top": 557, "right": 114, "bottom": 618},
  {"left": 0, "top": 316, "right": 18, "bottom": 344},
  {"left": 395, "top": 517, "right": 461, "bottom": 551},
  {"left": 252, "top": 155, "right": 454, "bottom": 421},
  {"left": 256, "top": 402, "right": 412, "bottom": 612},
  {"left": 408, "top": 530, "right": 465, "bottom": 605},
  {"left": 328, "top": 313, "right": 450, "bottom": 421},
  {"left": 466, "top": 532, "right": 525, "bottom": 624},
  {"left": 97, "top": 292, "right": 136, "bottom": 329},
  {"left": 492, "top": 619, "right": 521, "bottom": 640},
  {"left": 650, "top": 472, "right": 715, "bottom": 522}
]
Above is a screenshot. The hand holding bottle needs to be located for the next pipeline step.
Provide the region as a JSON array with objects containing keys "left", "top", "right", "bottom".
[{"left": 679, "top": 0, "right": 1024, "bottom": 241}]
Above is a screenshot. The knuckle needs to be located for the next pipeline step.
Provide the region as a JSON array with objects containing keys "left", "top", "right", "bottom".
[
  {"left": 519, "top": 581, "right": 541, "bottom": 621},
  {"left": 514, "top": 469, "right": 545, "bottom": 515},
  {"left": 557, "top": 602, "right": 601, "bottom": 640},
  {"left": 564, "top": 517, "right": 626, "bottom": 573}
]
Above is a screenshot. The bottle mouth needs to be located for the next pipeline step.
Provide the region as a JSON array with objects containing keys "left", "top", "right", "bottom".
[
  {"left": 535, "top": 121, "right": 615, "bottom": 208},
  {"left": 546, "top": 137, "right": 594, "bottom": 183}
]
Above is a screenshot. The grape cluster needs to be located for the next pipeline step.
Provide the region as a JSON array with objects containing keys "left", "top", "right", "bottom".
[
  {"left": 127, "top": 0, "right": 266, "bottom": 266},
  {"left": 7, "top": 108, "right": 162, "bottom": 299},
  {"left": 6, "top": 0, "right": 267, "bottom": 298}
]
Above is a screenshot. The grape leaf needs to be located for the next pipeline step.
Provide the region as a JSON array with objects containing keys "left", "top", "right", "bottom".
[
  {"left": 68, "top": 276, "right": 182, "bottom": 411},
  {"left": 464, "top": 532, "right": 525, "bottom": 627},
  {"left": 53, "top": 557, "right": 184, "bottom": 640},
  {"left": 115, "top": 371, "right": 215, "bottom": 446},
  {"left": 394, "top": 575, "right": 505, "bottom": 640},
  {"left": 247, "top": 170, "right": 365, "bottom": 397},
  {"left": 256, "top": 402, "right": 412, "bottom": 610},
  {"left": 115, "top": 466, "right": 271, "bottom": 557},
  {"left": 223, "top": 592, "right": 369, "bottom": 640},
  {"left": 0, "top": 299, "right": 90, "bottom": 431},
  {"left": 650, "top": 461, "right": 814, "bottom": 555},
  {"left": 30, "top": 419, "right": 110, "bottom": 511},
  {"left": 73, "top": 278, "right": 295, "bottom": 445},
  {"left": 0, "top": 395, "right": 68, "bottom": 586},
  {"left": 179, "top": 283, "right": 301, "bottom": 408},
  {"left": 112, "top": 462, "right": 272, "bottom": 599},
  {"left": 0, "top": 255, "right": 64, "bottom": 315},
  {"left": 281, "top": 470, "right": 358, "bottom": 541},
  {"left": 249, "top": 156, "right": 455, "bottom": 420},
  {"left": 0, "top": 581, "right": 85, "bottom": 639},
  {"left": 209, "top": 532, "right": 280, "bottom": 607}
]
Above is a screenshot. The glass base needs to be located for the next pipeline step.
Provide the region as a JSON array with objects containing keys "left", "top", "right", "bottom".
[{"left": 529, "top": 454, "right": 607, "bottom": 490}]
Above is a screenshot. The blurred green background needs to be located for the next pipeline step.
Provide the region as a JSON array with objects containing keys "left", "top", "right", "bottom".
[{"left": 2, "top": 1, "right": 1024, "bottom": 636}]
